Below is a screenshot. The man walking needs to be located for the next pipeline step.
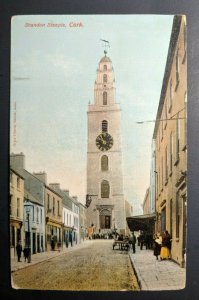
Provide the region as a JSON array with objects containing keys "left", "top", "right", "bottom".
[
  {"left": 16, "top": 241, "right": 22, "bottom": 262},
  {"left": 130, "top": 232, "right": 137, "bottom": 253}
]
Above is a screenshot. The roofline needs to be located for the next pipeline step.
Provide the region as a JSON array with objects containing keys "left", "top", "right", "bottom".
[
  {"left": 46, "top": 185, "right": 63, "bottom": 199},
  {"left": 10, "top": 168, "right": 24, "bottom": 179},
  {"left": 153, "top": 15, "right": 182, "bottom": 139}
]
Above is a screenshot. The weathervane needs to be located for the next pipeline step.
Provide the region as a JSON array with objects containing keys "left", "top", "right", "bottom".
[{"left": 100, "top": 39, "right": 110, "bottom": 55}]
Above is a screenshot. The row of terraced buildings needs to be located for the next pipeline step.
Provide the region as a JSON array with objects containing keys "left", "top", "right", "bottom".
[{"left": 10, "top": 152, "right": 86, "bottom": 258}]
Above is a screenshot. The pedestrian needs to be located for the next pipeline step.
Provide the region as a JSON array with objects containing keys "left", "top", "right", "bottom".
[
  {"left": 145, "top": 233, "right": 150, "bottom": 249},
  {"left": 23, "top": 246, "right": 30, "bottom": 262},
  {"left": 160, "top": 230, "right": 171, "bottom": 260},
  {"left": 51, "top": 238, "right": 55, "bottom": 251},
  {"left": 65, "top": 234, "right": 69, "bottom": 248},
  {"left": 140, "top": 232, "right": 145, "bottom": 250},
  {"left": 153, "top": 233, "right": 162, "bottom": 260},
  {"left": 16, "top": 241, "right": 22, "bottom": 262},
  {"left": 130, "top": 232, "right": 137, "bottom": 253},
  {"left": 165, "top": 230, "right": 172, "bottom": 255}
]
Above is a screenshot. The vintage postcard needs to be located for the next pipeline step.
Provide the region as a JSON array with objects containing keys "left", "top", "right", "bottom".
[{"left": 10, "top": 14, "right": 186, "bottom": 291}]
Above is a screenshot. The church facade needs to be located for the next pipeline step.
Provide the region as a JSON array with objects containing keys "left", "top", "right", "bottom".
[{"left": 86, "top": 51, "right": 126, "bottom": 235}]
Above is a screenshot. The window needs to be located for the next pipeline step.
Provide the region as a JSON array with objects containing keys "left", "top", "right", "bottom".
[
  {"left": 170, "top": 133, "right": 173, "bottom": 174},
  {"left": 103, "top": 91, "right": 107, "bottom": 105},
  {"left": 40, "top": 208, "right": 42, "bottom": 224},
  {"left": 47, "top": 194, "right": 50, "bottom": 211},
  {"left": 101, "top": 180, "right": 110, "bottom": 198},
  {"left": 103, "top": 74, "right": 107, "bottom": 83},
  {"left": 161, "top": 115, "right": 164, "bottom": 141},
  {"left": 11, "top": 226, "right": 15, "bottom": 247},
  {"left": 53, "top": 197, "right": 55, "bottom": 215},
  {"left": 102, "top": 120, "right": 108, "bottom": 132},
  {"left": 164, "top": 99, "right": 168, "bottom": 129},
  {"left": 58, "top": 201, "right": 60, "bottom": 216},
  {"left": 168, "top": 79, "right": 172, "bottom": 112},
  {"left": 17, "top": 177, "right": 20, "bottom": 189},
  {"left": 103, "top": 65, "right": 107, "bottom": 70},
  {"left": 9, "top": 195, "right": 12, "bottom": 215},
  {"left": 184, "top": 92, "right": 187, "bottom": 147},
  {"left": 36, "top": 207, "right": 39, "bottom": 223},
  {"left": 17, "top": 198, "right": 20, "bottom": 217},
  {"left": 161, "top": 207, "right": 166, "bottom": 232},
  {"left": 165, "top": 146, "right": 168, "bottom": 182},
  {"left": 32, "top": 206, "right": 34, "bottom": 221},
  {"left": 170, "top": 199, "right": 173, "bottom": 236},
  {"left": 101, "top": 155, "right": 108, "bottom": 171},
  {"left": 175, "top": 49, "right": 180, "bottom": 87},
  {"left": 176, "top": 192, "right": 180, "bottom": 238},
  {"left": 175, "top": 113, "right": 180, "bottom": 163}
]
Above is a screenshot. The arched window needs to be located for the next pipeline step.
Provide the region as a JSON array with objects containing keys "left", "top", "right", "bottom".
[
  {"left": 101, "top": 155, "right": 108, "bottom": 171},
  {"left": 103, "top": 74, "right": 107, "bottom": 83},
  {"left": 103, "top": 65, "right": 107, "bottom": 70},
  {"left": 103, "top": 91, "right": 107, "bottom": 105},
  {"left": 101, "top": 180, "right": 110, "bottom": 198},
  {"left": 102, "top": 120, "right": 108, "bottom": 132}
]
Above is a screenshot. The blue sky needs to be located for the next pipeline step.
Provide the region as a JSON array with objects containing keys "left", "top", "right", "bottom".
[{"left": 10, "top": 15, "right": 173, "bottom": 214}]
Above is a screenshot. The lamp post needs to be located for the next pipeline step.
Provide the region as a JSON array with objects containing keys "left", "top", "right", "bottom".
[{"left": 24, "top": 200, "right": 33, "bottom": 263}]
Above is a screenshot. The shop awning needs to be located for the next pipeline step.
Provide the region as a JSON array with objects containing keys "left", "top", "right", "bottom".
[{"left": 126, "top": 213, "right": 156, "bottom": 232}]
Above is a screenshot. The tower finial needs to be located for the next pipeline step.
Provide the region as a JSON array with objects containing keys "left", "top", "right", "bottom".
[{"left": 100, "top": 39, "right": 110, "bottom": 55}]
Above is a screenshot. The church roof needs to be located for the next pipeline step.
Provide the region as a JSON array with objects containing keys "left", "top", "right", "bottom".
[{"left": 100, "top": 55, "right": 112, "bottom": 63}]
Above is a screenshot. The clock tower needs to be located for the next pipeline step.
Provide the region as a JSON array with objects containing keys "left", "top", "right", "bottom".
[{"left": 86, "top": 50, "right": 126, "bottom": 234}]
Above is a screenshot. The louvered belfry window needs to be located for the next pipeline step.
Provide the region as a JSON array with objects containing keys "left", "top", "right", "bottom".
[{"left": 102, "top": 120, "right": 108, "bottom": 132}]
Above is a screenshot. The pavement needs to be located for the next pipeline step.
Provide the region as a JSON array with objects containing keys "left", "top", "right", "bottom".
[
  {"left": 128, "top": 246, "right": 186, "bottom": 291},
  {"left": 11, "top": 240, "right": 89, "bottom": 272}
]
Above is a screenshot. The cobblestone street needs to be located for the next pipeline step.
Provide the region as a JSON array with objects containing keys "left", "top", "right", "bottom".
[{"left": 12, "top": 240, "right": 139, "bottom": 291}]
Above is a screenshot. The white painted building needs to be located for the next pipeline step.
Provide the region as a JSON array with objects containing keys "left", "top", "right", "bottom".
[{"left": 49, "top": 184, "right": 80, "bottom": 248}]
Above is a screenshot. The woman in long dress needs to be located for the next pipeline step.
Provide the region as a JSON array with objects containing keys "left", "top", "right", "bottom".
[
  {"left": 160, "top": 231, "right": 171, "bottom": 260},
  {"left": 153, "top": 233, "right": 162, "bottom": 260}
]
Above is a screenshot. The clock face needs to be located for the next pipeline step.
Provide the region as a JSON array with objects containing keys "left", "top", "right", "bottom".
[{"left": 96, "top": 133, "right": 113, "bottom": 151}]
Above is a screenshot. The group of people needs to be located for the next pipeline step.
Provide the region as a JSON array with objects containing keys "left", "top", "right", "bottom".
[
  {"left": 114, "top": 230, "right": 172, "bottom": 260},
  {"left": 153, "top": 230, "right": 172, "bottom": 261},
  {"left": 116, "top": 232, "right": 137, "bottom": 253},
  {"left": 16, "top": 241, "right": 30, "bottom": 262},
  {"left": 137, "top": 232, "right": 153, "bottom": 250}
]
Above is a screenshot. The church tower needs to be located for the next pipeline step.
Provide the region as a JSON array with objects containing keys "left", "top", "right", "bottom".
[{"left": 86, "top": 50, "right": 126, "bottom": 234}]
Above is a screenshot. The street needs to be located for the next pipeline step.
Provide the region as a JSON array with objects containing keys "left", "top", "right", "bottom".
[{"left": 12, "top": 240, "right": 139, "bottom": 291}]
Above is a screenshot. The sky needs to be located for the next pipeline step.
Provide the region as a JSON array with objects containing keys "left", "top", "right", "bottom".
[{"left": 10, "top": 15, "right": 173, "bottom": 215}]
